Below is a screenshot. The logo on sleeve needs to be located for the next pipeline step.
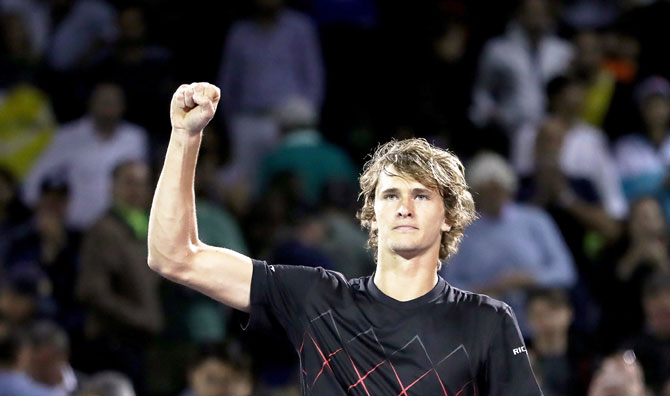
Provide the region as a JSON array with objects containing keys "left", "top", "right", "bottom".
[{"left": 512, "top": 346, "right": 527, "bottom": 356}]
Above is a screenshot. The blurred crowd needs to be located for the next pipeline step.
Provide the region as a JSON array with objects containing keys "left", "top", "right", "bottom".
[{"left": 0, "top": 0, "right": 670, "bottom": 395}]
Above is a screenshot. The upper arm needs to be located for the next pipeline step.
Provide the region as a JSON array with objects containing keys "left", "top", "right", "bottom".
[
  {"left": 152, "top": 242, "right": 253, "bottom": 313},
  {"left": 483, "top": 307, "right": 543, "bottom": 396}
]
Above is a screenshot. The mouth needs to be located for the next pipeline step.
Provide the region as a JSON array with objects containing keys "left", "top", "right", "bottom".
[{"left": 393, "top": 225, "right": 418, "bottom": 230}]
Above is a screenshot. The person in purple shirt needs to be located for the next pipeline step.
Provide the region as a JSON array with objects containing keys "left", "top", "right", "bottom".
[
  {"left": 0, "top": 329, "right": 66, "bottom": 396},
  {"left": 217, "top": 0, "right": 324, "bottom": 185}
]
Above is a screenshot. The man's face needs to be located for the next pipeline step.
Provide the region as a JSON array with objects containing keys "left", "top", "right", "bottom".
[
  {"left": 89, "top": 84, "right": 125, "bottom": 126},
  {"left": 372, "top": 168, "right": 450, "bottom": 260},
  {"left": 190, "top": 358, "right": 233, "bottom": 396},
  {"left": 113, "top": 162, "right": 150, "bottom": 209},
  {"left": 641, "top": 95, "right": 670, "bottom": 132},
  {"left": 527, "top": 298, "right": 572, "bottom": 337}
]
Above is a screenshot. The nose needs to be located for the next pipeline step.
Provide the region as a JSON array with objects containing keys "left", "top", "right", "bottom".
[{"left": 397, "top": 197, "right": 414, "bottom": 218}]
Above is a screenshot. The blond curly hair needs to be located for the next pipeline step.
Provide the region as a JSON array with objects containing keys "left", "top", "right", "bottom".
[{"left": 357, "top": 138, "right": 476, "bottom": 266}]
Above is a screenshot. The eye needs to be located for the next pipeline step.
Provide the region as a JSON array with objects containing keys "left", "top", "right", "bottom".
[
  {"left": 384, "top": 194, "right": 397, "bottom": 200},
  {"left": 416, "top": 194, "right": 428, "bottom": 200}
]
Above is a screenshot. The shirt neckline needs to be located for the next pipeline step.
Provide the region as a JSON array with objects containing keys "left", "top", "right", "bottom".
[{"left": 366, "top": 273, "right": 448, "bottom": 309}]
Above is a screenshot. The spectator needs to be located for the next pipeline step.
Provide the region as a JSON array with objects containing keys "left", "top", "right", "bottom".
[
  {"left": 614, "top": 76, "right": 670, "bottom": 225},
  {"left": 514, "top": 76, "right": 626, "bottom": 247},
  {"left": 45, "top": 0, "right": 118, "bottom": 72},
  {"left": 595, "top": 196, "right": 670, "bottom": 351},
  {"left": 0, "top": 328, "right": 66, "bottom": 396},
  {"left": 3, "top": 174, "right": 83, "bottom": 332},
  {"left": 470, "top": 0, "right": 573, "bottom": 137},
  {"left": 89, "top": 6, "right": 175, "bottom": 143},
  {"left": 21, "top": 320, "right": 81, "bottom": 394},
  {"left": 587, "top": 351, "right": 647, "bottom": 396},
  {"left": 570, "top": 29, "right": 636, "bottom": 138},
  {"left": 442, "top": 152, "right": 576, "bottom": 334},
  {"left": 0, "top": 167, "right": 30, "bottom": 238},
  {"left": 23, "top": 82, "right": 148, "bottom": 230},
  {"left": 526, "top": 288, "right": 586, "bottom": 396},
  {"left": 217, "top": 0, "right": 324, "bottom": 184},
  {"left": 74, "top": 371, "right": 135, "bottom": 396},
  {"left": 180, "top": 345, "right": 253, "bottom": 396},
  {"left": 76, "top": 160, "right": 162, "bottom": 391},
  {"left": 0, "top": 0, "right": 117, "bottom": 69},
  {"left": 257, "top": 96, "right": 359, "bottom": 204},
  {"left": 319, "top": 180, "right": 374, "bottom": 279},
  {"left": 623, "top": 273, "right": 670, "bottom": 393},
  {"left": 0, "top": 266, "right": 52, "bottom": 331},
  {"left": 0, "top": 12, "right": 41, "bottom": 88}
]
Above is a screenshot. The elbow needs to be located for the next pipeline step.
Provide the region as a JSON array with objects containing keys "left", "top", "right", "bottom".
[{"left": 147, "top": 242, "right": 198, "bottom": 281}]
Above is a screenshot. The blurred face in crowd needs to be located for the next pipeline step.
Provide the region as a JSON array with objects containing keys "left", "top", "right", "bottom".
[
  {"left": 572, "top": 31, "right": 603, "bottom": 78},
  {"left": 113, "top": 162, "right": 151, "bottom": 210},
  {"left": 119, "top": 7, "right": 145, "bottom": 44},
  {"left": 528, "top": 297, "right": 573, "bottom": 339},
  {"left": 473, "top": 181, "right": 510, "bottom": 218},
  {"left": 25, "top": 344, "right": 67, "bottom": 386},
  {"left": 644, "top": 289, "right": 670, "bottom": 339},
  {"left": 629, "top": 197, "right": 666, "bottom": 242},
  {"left": 37, "top": 190, "right": 68, "bottom": 221},
  {"left": 551, "top": 82, "right": 586, "bottom": 120},
  {"left": 434, "top": 23, "right": 467, "bottom": 63},
  {"left": 1, "top": 13, "right": 31, "bottom": 58},
  {"left": 372, "top": 167, "right": 450, "bottom": 260},
  {"left": 0, "top": 288, "right": 35, "bottom": 325},
  {"left": 535, "top": 117, "right": 566, "bottom": 168},
  {"left": 89, "top": 84, "right": 125, "bottom": 129},
  {"left": 517, "top": 0, "right": 552, "bottom": 40},
  {"left": 190, "top": 358, "right": 252, "bottom": 396},
  {"left": 640, "top": 95, "right": 670, "bottom": 136}
]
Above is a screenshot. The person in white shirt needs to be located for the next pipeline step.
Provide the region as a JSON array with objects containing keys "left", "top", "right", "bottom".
[
  {"left": 511, "top": 76, "right": 628, "bottom": 226},
  {"left": 22, "top": 82, "right": 147, "bottom": 230},
  {"left": 513, "top": 75, "right": 626, "bottom": 241},
  {"left": 614, "top": 76, "right": 670, "bottom": 224},
  {"left": 470, "top": 0, "right": 573, "bottom": 136}
]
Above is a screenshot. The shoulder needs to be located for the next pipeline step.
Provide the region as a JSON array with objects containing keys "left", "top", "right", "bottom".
[
  {"left": 57, "top": 117, "right": 90, "bottom": 137},
  {"left": 446, "top": 285, "right": 512, "bottom": 319},
  {"left": 509, "top": 203, "right": 552, "bottom": 224},
  {"left": 254, "top": 260, "right": 350, "bottom": 290},
  {"left": 116, "top": 122, "right": 148, "bottom": 145},
  {"left": 569, "top": 123, "right": 608, "bottom": 148}
]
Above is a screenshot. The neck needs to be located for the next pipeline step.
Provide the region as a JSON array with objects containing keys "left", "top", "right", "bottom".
[
  {"left": 94, "top": 120, "right": 116, "bottom": 137},
  {"left": 374, "top": 249, "right": 439, "bottom": 301},
  {"left": 533, "top": 332, "right": 568, "bottom": 356}
]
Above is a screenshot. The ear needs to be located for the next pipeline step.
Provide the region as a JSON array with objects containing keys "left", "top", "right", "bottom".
[
  {"left": 370, "top": 216, "right": 377, "bottom": 231},
  {"left": 441, "top": 220, "right": 452, "bottom": 233}
]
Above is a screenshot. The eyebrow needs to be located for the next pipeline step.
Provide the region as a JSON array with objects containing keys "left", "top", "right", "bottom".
[{"left": 379, "top": 187, "right": 434, "bottom": 195}]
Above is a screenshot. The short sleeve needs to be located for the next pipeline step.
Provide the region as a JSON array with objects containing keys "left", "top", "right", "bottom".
[
  {"left": 483, "top": 306, "right": 544, "bottom": 396},
  {"left": 245, "top": 260, "right": 329, "bottom": 344}
]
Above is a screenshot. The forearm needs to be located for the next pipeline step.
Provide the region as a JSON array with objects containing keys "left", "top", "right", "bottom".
[
  {"left": 562, "top": 195, "right": 622, "bottom": 240},
  {"left": 148, "top": 129, "right": 203, "bottom": 274}
]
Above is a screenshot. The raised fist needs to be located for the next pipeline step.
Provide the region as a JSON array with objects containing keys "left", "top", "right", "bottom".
[{"left": 170, "top": 82, "right": 220, "bottom": 134}]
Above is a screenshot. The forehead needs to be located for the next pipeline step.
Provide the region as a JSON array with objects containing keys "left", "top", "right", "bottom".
[{"left": 375, "top": 167, "right": 437, "bottom": 194}]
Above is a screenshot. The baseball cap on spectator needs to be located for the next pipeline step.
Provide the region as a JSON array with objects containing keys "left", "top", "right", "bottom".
[{"left": 634, "top": 76, "right": 670, "bottom": 105}]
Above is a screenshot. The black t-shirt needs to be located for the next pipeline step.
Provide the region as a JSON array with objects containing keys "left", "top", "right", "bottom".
[{"left": 247, "top": 260, "right": 543, "bottom": 395}]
